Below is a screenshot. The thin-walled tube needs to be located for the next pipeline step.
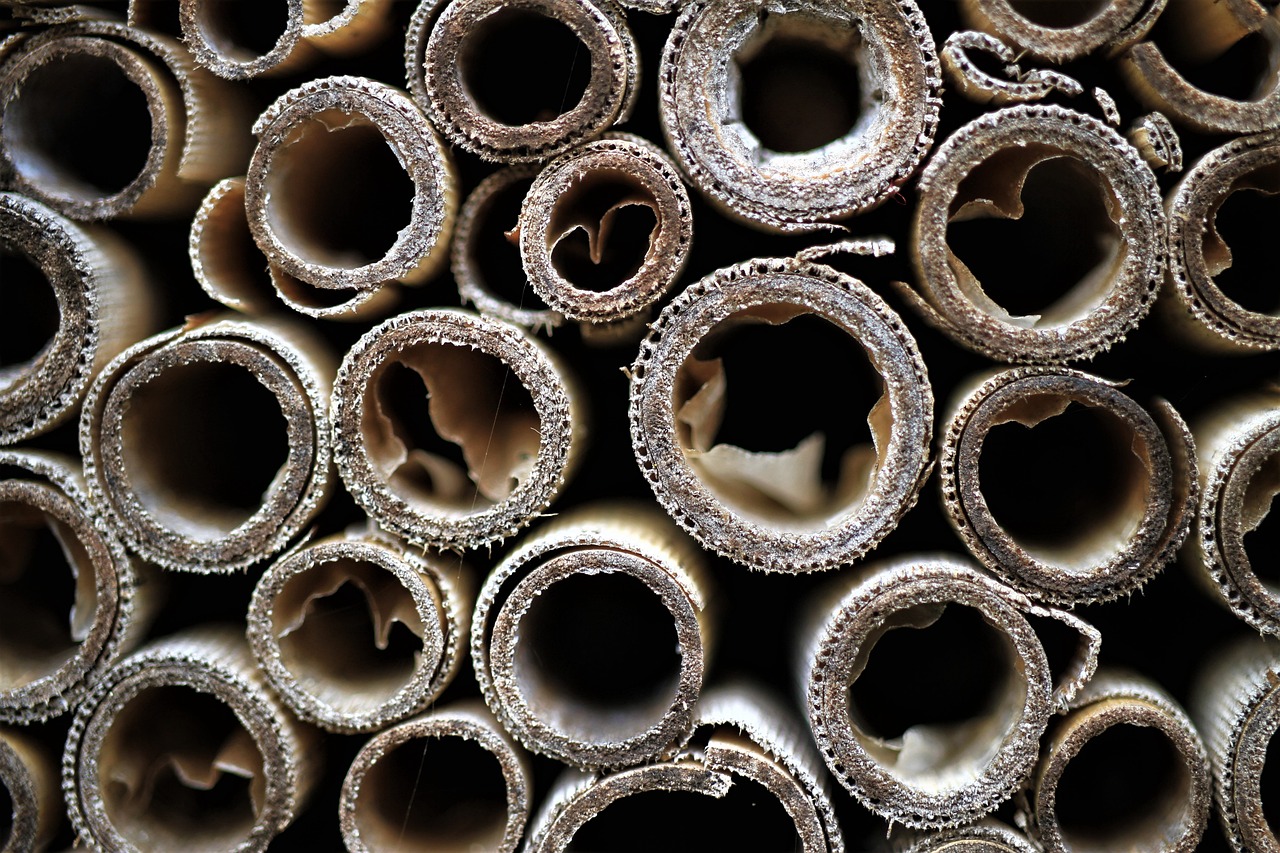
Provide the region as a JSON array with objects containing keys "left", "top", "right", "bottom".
[
  {"left": 63, "top": 629, "right": 320, "bottom": 852},
  {"left": 0, "top": 727, "right": 59, "bottom": 852},
  {"left": 81, "top": 315, "right": 335, "bottom": 573},
  {"left": 247, "top": 531, "right": 471, "bottom": 733},
  {"left": 940, "top": 367, "right": 1195, "bottom": 605},
  {"left": 0, "top": 450, "right": 156, "bottom": 725},
  {"left": 629, "top": 256, "right": 933, "bottom": 572},
  {"left": 473, "top": 503, "right": 711, "bottom": 769},
  {"left": 897, "top": 821, "right": 1040, "bottom": 853},
  {"left": 339, "top": 702, "right": 531, "bottom": 853}
]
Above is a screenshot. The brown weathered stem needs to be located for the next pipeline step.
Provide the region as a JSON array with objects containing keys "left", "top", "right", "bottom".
[
  {"left": 940, "top": 367, "right": 1195, "bottom": 606},
  {"left": 63, "top": 629, "right": 320, "bottom": 852},
  {"left": 960, "top": 0, "right": 1167, "bottom": 63},
  {"left": 0, "top": 728, "right": 58, "bottom": 852},
  {"left": 247, "top": 531, "right": 471, "bottom": 733},
  {"left": 898, "top": 821, "right": 1040, "bottom": 853},
  {"left": 472, "top": 503, "right": 711, "bottom": 770},
  {"left": 339, "top": 702, "right": 532, "bottom": 853},
  {"left": 629, "top": 256, "right": 933, "bottom": 572},
  {"left": 80, "top": 315, "right": 336, "bottom": 573}
]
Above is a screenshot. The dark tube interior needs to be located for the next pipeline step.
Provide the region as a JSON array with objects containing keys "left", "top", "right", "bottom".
[
  {"left": 548, "top": 170, "right": 658, "bottom": 292},
  {"left": 1210, "top": 167, "right": 1280, "bottom": 315},
  {"left": 1007, "top": 0, "right": 1108, "bottom": 28},
  {"left": 469, "top": 175, "right": 550, "bottom": 310},
  {"left": 0, "top": 250, "right": 58, "bottom": 382},
  {"left": 195, "top": 0, "right": 290, "bottom": 60}
]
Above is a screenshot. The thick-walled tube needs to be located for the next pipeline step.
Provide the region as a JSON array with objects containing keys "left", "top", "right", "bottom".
[
  {"left": 802, "top": 555, "right": 1100, "bottom": 829},
  {"left": 63, "top": 629, "right": 319, "bottom": 852},
  {"left": 339, "top": 702, "right": 531, "bottom": 853},
  {"left": 940, "top": 367, "right": 1195, "bottom": 605},
  {"left": 332, "top": 308, "right": 584, "bottom": 551},
  {"left": 247, "top": 531, "right": 470, "bottom": 733},
  {"left": 904, "top": 104, "right": 1165, "bottom": 363},
  {"left": 629, "top": 256, "right": 933, "bottom": 572},
  {"left": 960, "top": 0, "right": 1166, "bottom": 63},
  {"left": 81, "top": 315, "right": 335, "bottom": 573},
  {"left": 473, "top": 503, "right": 711, "bottom": 769},
  {"left": 659, "top": 0, "right": 940, "bottom": 232}
]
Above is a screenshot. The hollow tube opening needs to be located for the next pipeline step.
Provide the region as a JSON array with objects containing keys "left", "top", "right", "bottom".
[
  {"left": 513, "top": 571, "right": 682, "bottom": 743},
  {"left": 733, "top": 14, "right": 865, "bottom": 154},
  {"left": 1241, "top": 449, "right": 1280, "bottom": 590},
  {"left": 0, "top": 775, "right": 12, "bottom": 850},
  {"left": 118, "top": 360, "right": 291, "bottom": 539},
  {"left": 1209, "top": 165, "right": 1280, "bottom": 315},
  {"left": 273, "top": 558, "right": 426, "bottom": 714},
  {"left": 470, "top": 175, "right": 550, "bottom": 310},
  {"left": 99, "top": 685, "right": 264, "bottom": 851},
  {"left": 1263, "top": 726, "right": 1280, "bottom": 834},
  {"left": 565, "top": 775, "right": 802, "bottom": 851},
  {"left": 0, "top": 501, "right": 96, "bottom": 692},
  {"left": 363, "top": 344, "right": 539, "bottom": 512},
  {"left": 947, "top": 154, "right": 1123, "bottom": 328},
  {"left": 458, "top": 8, "right": 592, "bottom": 127},
  {"left": 547, "top": 170, "right": 659, "bottom": 293},
  {"left": 673, "top": 309, "right": 885, "bottom": 529},
  {"left": 358, "top": 734, "right": 509, "bottom": 852},
  {"left": 0, "top": 250, "right": 58, "bottom": 385},
  {"left": 846, "top": 602, "right": 1027, "bottom": 789},
  {"left": 1006, "top": 0, "right": 1110, "bottom": 29},
  {"left": 264, "top": 111, "right": 414, "bottom": 270},
  {"left": 3, "top": 52, "right": 153, "bottom": 201},
  {"left": 195, "top": 0, "right": 291, "bottom": 60},
  {"left": 978, "top": 400, "right": 1149, "bottom": 569},
  {"left": 1146, "top": 14, "right": 1280, "bottom": 101},
  {"left": 1053, "top": 723, "right": 1189, "bottom": 852}
]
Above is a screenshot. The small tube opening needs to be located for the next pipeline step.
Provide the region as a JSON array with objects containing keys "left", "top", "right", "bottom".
[
  {"left": 847, "top": 603, "right": 1026, "bottom": 787},
  {"left": 514, "top": 571, "right": 682, "bottom": 743},
  {"left": 979, "top": 400, "right": 1150, "bottom": 568},
  {"left": 1007, "top": 0, "right": 1109, "bottom": 29},
  {"left": 947, "top": 154, "right": 1123, "bottom": 327},
  {"left": 195, "top": 0, "right": 291, "bottom": 60},
  {"left": 459, "top": 9, "right": 591, "bottom": 127},
  {"left": 470, "top": 175, "right": 550, "bottom": 310},
  {"left": 566, "top": 776, "right": 802, "bottom": 851},
  {"left": 674, "top": 309, "right": 885, "bottom": 528},
  {"left": 358, "top": 734, "right": 509, "bottom": 853},
  {"left": 364, "top": 344, "right": 539, "bottom": 512},
  {"left": 3, "top": 52, "right": 152, "bottom": 201},
  {"left": 273, "top": 558, "right": 427, "bottom": 715},
  {"left": 0, "top": 250, "right": 58, "bottom": 385},
  {"left": 1209, "top": 165, "right": 1280, "bottom": 315},
  {"left": 119, "top": 361, "right": 290, "bottom": 540},
  {"left": 100, "top": 685, "right": 264, "bottom": 852},
  {"left": 197, "top": 182, "right": 274, "bottom": 309},
  {"left": 265, "top": 112, "right": 414, "bottom": 270},
  {"left": 734, "top": 14, "right": 865, "bottom": 154},
  {"left": 1053, "top": 723, "right": 1188, "bottom": 852},
  {"left": 0, "top": 501, "right": 96, "bottom": 692},
  {"left": 547, "top": 170, "right": 658, "bottom": 293}
]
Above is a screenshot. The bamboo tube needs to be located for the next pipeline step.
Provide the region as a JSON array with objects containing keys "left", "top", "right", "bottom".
[
  {"left": 1187, "top": 388, "right": 1280, "bottom": 634},
  {"left": 246, "top": 531, "right": 471, "bottom": 733},
  {"left": 802, "top": 555, "right": 1101, "bottom": 829},
  {"left": 659, "top": 0, "right": 941, "bottom": 232},
  {"left": 406, "top": 0, "right": 639, "bottom": 163},
  {"left": 940, "top": 31, "right": 1086, "bottom": 106},
  {"left": 453, "top": 165, "right": 565, "bottom": 334},
  {"left": 518, "top": 133, "right": 693, "bottom": 326},
  {"left": 63, "top": 629, "right": 319, "bottom": 852},
  {"left": 960, "top": 0, "right": 1166, "bottom": 63},
  {"left": 472, "top": 503, "right": 711, "bottom": 770},
  {"left": 1029, "top": 671, "right": 1210, "bottom": 853},
  {"left": 176, "top": 0, "right": 308, "bottom": 80},
  {"left": 1118, "top": 0, "right": 1280, "bottom": 134},
  {"left": 331, "top": 308, "right": 585, "bottom": 552},
  {"left": 525, "top": 685, "right": 844, "bottom": 852},
  {"left": 902, "top": 104, "right": 1166, "bottom": 364},
  {"left": 0, "top": 192, "right": 154, "bottom": 444},
  {"left": 1165, "top": 132, "right": 1280, "bottom": 352},
  {"left": 897, "top": 821, "right": 1039, "bottom": 853},
  {"left": 0, "top": 449, "right": 156, "bottom": 725},
  {"left": 244, "top": 76, "right": 457, "bottom": 296},
  {"left": 0, "top": 20, "right": 251, "bottom": 220},
  {"left": 1191, "top": 636, "right": 1280, "bottom": 852},
  {"left": 0, "top": 727, "right": 58, "bottom": 852},
  {"left": 628, "top": 256, "right": 933, "bottom": 572},
  {"left": 339, "top": 702, "right": 531, "bottom": 853},
  {"left": 80, "top": 315, "right": 335, "bottom": 573},
  {"left": 299, "top": 0, "right": 394, "bottom": 58},
  {"left": 939, "top": 367, "right": 1195, "bottom": 606}
]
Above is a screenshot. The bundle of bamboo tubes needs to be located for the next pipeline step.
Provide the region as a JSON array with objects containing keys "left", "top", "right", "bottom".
[{"left": 2, "top": 0, "right": 1279, "bottom": 850}]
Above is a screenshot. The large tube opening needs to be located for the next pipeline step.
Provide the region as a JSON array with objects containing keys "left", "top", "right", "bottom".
[{"left": 0, "top": 250, "right": 58, "bottom": 390}]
